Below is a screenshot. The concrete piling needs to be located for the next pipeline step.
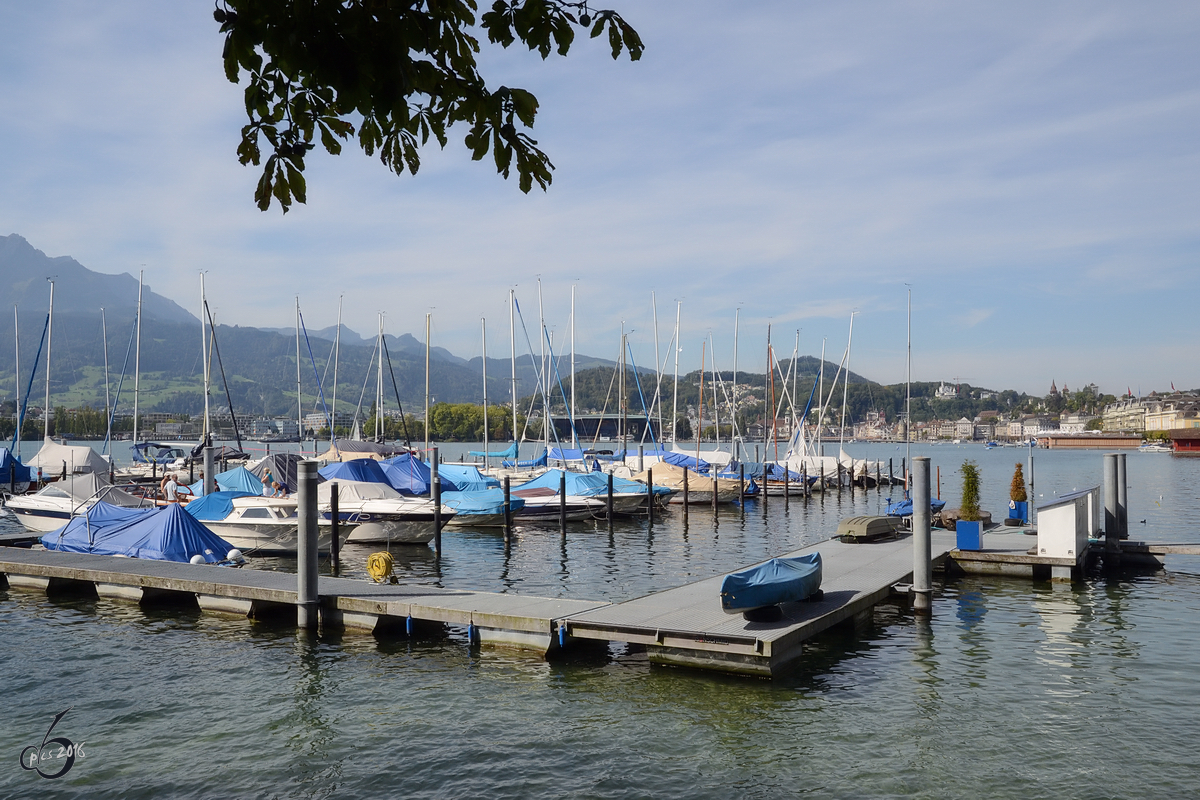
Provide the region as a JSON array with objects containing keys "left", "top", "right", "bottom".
[
  {"left": 296, "top": 460, "right": 319, "bottom": 629},
  {"left": 912, "top": 456, "right": 932, "bottom": 614}
]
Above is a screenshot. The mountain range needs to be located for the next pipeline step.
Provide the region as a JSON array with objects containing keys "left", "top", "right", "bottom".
[{"left": 0, "top": 233, "right": 871, "bottom": 418}]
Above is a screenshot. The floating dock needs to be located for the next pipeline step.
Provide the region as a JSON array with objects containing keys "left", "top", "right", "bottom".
[{"left": 0, "top": 525, "right": 1169, "bottom": 678}]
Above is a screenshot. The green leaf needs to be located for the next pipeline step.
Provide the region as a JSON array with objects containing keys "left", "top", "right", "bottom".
[{"left": 284, "top": 161, "right": 307, "bottom": 205}]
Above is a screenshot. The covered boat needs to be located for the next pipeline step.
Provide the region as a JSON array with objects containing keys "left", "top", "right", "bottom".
[
  {"left": 7, "top": 473, "right": 148, "bottom": 532},
  {"left": 631, "top": 462, "right": 742, "bottom": 505},
  {"left": 719, "top": 553, "right": 823, "bottom": 615},
  {"left": 885, "top": 496, "right": 947, "bottom": 518},
  {"left": 319, "top": 480, "right": 453, "bottom": 544},
  {"left": 0, "top": 447, "right": 33, "bottom": 493},
  {"left": 184, "top": 490, "right": 349, "bottom": 554},
  {"left": 25, "top": 438, "right": 110, "bottom": 478},
  {"left": 188, "top": 465, "right": 268, "bottom": 496},
  {"left": 442, "top": 488, "right": 526, "bottom": 527},
  {"left": 41, "top": 502, "right": 236, "bottom": 564}
]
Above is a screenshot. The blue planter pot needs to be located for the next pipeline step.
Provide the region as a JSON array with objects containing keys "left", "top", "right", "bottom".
[
  {"left": 956, "top": 519, "right": 983, "bottom": 551},
  {"left": 1008, "top": 501, "right": 1028, "bottom": 523}
]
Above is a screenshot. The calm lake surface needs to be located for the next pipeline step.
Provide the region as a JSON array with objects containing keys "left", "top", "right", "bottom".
[{"left": 3, "top": 442, "right": 1199, "bottom": 798}]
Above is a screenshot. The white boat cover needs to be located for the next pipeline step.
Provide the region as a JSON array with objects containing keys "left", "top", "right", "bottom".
[{"left": 26, "top": 439, "right": 110, "bottom": 476}]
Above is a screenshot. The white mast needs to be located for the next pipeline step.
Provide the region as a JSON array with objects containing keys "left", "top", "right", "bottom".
[
  {"left": 732, "top": 307, "right": 740, "bottom": 459},
  {"left": 792, "top": 329, "right": 799, "bottom": 436},
  {"left": 509, "top": 289, "right": 518, "bottom": 450},
  {"left": 839, "top": 313, "right": 856, "bottom": 453},
  {"left": 672, "top": 300, "right": 681, "bottom": 444},
  {"left": 571, "top": 284, "right": 577, "bottom": 449},
  {"left": 906, "top": 286, "right": 912, "bottom": 486},
  {"left": 424, "top": 312, "right": 431, "bottom": 455},
  {"left": 44, "top": 279, "right": 54, "bottom": 441},
  {"left": 482, "top": 316, "right": 489, "bottom": 469},
  {"left": 333, "top": 295, "right": 342, "bottom": 442},
  {"left": 13, "top": 305, "right": 19, "bottom": 458},
  {"left": 817, "top": 338, "right": 825, "bottom": 457},
  {"left": 295, "top": 297, "right": 302, "bottom": 453},
  {"left": 133, "top": 271, "right": 142, "bottom": 444},
  {"left": 378, "top": 313, "right": 386, "bottom": 442},
  {"left": 652, "top": 292, "right": 661, "bottom": 447},
  {"left": 537, "top": 278, "right": 548, "bottom": 451},
  {"left": 200, "top": 273, "right": 210, "bottom": 443},
  {"left": 709, "top": 333, "right": 720, "bottom": 450},
  {"left": 102, "top": 308, "right": 111, "bottom": 452}
]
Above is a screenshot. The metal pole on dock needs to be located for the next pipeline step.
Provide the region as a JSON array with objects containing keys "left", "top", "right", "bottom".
[
  {"left": 784, "top": 466, "right": 789, "bottom": 509},
  {"left": 711, "top": 474, "right": 718, "bottom": 516},
  {"left": 203, "top": 446, "right": 215, "bottom": 496},
  {"left": 638, "top": 444, "right": 644, "bottom": 474},
  {"left": 802, "top": 465, "right": 807, "bottom": 502},
  {"left": 889, "top": 458, "right": 893, "bottom": 486},
  {"left": 738, "top": 463, "right": 745, "bottom": 512},
  {"left": 503, "top": 476, "right": 512, "bottom": 540},
  {"left": 296, "top": 459, "right": 319, "bottom": 630},
  {"left": 646, "top": 467, "right": 654, "bottom": 525},
  {"left": 682, "top": 468, "right": 689, "bottom": 522},
  {"left": 1117, "top": 452, "right": 1128, "bottom": 540},
  {"left": 559, "top": 471, "right": 567, "bottom": 534},
  {"left": 329, "top": 481, "right": 340, "bottom": 571},
  {"left": 837, "top": 462, "right": 843, "bottom": 494},
  {"left": 1104, "top": 453, "right": 1120, "bottom": 561},
  {"left": 606, "top": 471, "right": 614, "bottom": 525},
  {"left": 912, "top": 456, "right": 932, "bottom": 614},
  {"left": 432, "top": 446, "right": 442, "bottom": 554}
]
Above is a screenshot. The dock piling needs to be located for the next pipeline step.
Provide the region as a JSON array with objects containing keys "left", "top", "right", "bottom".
[
  {"left": 638, "top": 444, "right": 644, "bottom": 473},
  {"left": 739, "top": 463, "right": 745, "bottom": 513},
  {"left": 607, "top": 472, "right": 614, "bottom": 526},
  {"left": 1104, "top": 453, "right": 1120, "bottom": 563},
  {"left": 296, "top": 460, "right": 319, "bottom": 629},
  {"left": 503, "top": 476, "right": 512, "bottom": 540},
  {"left": 784, "top": 466, "right": 789, "bottom": 509},
  {"left": 646, "top": 467, "right": 654, "bottom": 525},
  {"left": 682, "top": 468, "right": 689, "bottom": 522},
  {"left": 432, "top": 447, "right": 442, "bottom": 554},
  {"left": 203, "top": 447, "right": 215, "bottom": 497},
  {"left": 912, "top": 456, "right": 932, "bottom": 614},
  {"left": 1117, "top": 453, "right": 1128, "bottom": 539},
  {"left": 712, "top": 475, "right": 718, "bottom": 516},
  {"left": 560, "top": 471, "right": 567, "bottom": 534},
  {"left": 329, "top": 481, "right": 340, "bottom": 571}
]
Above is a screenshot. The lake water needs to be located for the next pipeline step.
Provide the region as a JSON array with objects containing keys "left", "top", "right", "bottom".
[{"left": 3, "top": 442, "right": 1199, "bottom": 798}]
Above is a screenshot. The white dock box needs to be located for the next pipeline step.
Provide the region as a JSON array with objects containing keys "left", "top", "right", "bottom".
[{"left": 1037, "top": 487, "right": 1097, "bottom": 559}]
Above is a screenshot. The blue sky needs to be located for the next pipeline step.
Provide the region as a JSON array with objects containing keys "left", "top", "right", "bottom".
[{"left": 1, "top": 1, "right": 1197, "bottom": 396}]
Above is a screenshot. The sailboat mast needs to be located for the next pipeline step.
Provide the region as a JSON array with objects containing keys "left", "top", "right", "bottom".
[
  {"left": 482, "top": 317, "right": 489, "bottom": 469},
  {"left": 571, "top": 285, "right": 577, "bottom": 449},
  {"left": 295, "top": 298, "right": 302, "bottom": 453},
  {"left": 620, "top": 328, "right": 627, "bottom": 457},
  {"left": 817, "top": 338, "right": 825, "bottom": 457},
  {"left": 424, "top": 312, "right": 431, "bottom": 455},
  {"left": 200, "top": 273, "right": 210, "bottom": 443},
  {"left": 13, "top": 305, "right": 19, "bottom": 458},
  {"left": 333, "top": 295, "right": 342, "bottom": 440},
  {"left": 379, "top": 314, "right": 386, "bottom": 442},
  {"left": 102, "top": 308, "right": 111, "bottom": 453},
  {"left": 672, "top": 300, "right": 681, "bottom": 444},
  {"left": 906, "top": 287, "right": 912, "bottom": 487},
  {"left": 710, "top": 334, "right": 720, "bottom": 451},
  {"left": 732, "top": 307, "right": 739, "bottom": 460},
  {"left": 134, "top": 271, "right": 142, "bottom": 444},
  {"left": 652, "top": 292, "right": 661, "bottom": 447},
  {"left": 537, "top": 278, "right": 547, "bottom": 452},
  {"left": 792, "top": 329, "right": 799, "bottom": 443},
  {"left": 696, "top": 339, "right": 705, "bottom": 465},
  {"left": 839, "top": 313, "right": 856, "bottom": 452},
  {"left": 768, "top": 324, "right": 777, "bottom": 462},
  {"left": 509, "top": 289, "right": 517, "bottom": 449},
  {"left": 44, "top": 279, "right": 53, "bottom": 441}
]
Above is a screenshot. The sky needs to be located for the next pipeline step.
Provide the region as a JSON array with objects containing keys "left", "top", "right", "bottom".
[{"left": 1, "top": 1, "right": 1197, "bottom": 396}]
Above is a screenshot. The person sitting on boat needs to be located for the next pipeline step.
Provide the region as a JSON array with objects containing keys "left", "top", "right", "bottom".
[
  {"left": 272, "top": 481, "right": 289, "bottom": 499},
  {"left": 262, "top": 471, "right": 275, "bottom": 496}
]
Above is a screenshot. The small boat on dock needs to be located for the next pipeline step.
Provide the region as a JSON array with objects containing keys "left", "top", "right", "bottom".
[{"left": 719, "top": 553, "right": 823, "bottom": 619}]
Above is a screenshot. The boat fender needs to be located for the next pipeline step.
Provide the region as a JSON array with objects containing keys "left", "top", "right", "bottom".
[
  {"left": 467, "top": 622, "right": 475, "bottom": 643},
  {"left": 406, "top": 615, "right": 413, "bottom": 636},
  {"left": 558, "top": 622, "right": 566, "bottom": 649},
  {"left": 189, "top": 554, "right": 205, "bottom": 565}
]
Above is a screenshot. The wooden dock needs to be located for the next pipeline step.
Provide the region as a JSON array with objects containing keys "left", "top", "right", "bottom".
[{"left": 0, "top": 523, "right": 1169, "bottom": 678}]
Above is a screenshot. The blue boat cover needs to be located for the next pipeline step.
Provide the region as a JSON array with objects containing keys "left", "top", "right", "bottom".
[
  {"left": 440, "top": 488, "right": 526, "bottom": 516},
  {"left": 720, "top": 553, "right": 822, "bottom": 613},
  {"left": 318, "top": 458, "right": 392, "bottom": 485},
  {"left": 0, "top": 448, "right": 32, "bottom": 483},
  {"left": 380, "top": 454, "right": 431, "bottom": 494},
  {"left": 183, "top": 491, "right": 258, "bottom": 521},
  {"left": 189, "top": 466, "right": 266, "bottom": 497},
  {"left": 549, "top": 448, "right": 585, "bottom": 462},
  {"left": 502, "top": 449, "right": 547, "bottom": 468},
  {"left": 736, "top": 462, "right": 807, "bottom": 481},
  {"left": 41, "top": 503, "right": 235, "bottom": 563},
  {"left": 428, "top": 463, "right": 498, "bottom": 493},
  {"left": 885, "top": 496, "right": 948, "bottom": 517},
  {"left": 467, "top": 441, "right": 518, "bottom": 459},
  {"left": 516, "top": 468, "right": 670, "bottom": 497}
]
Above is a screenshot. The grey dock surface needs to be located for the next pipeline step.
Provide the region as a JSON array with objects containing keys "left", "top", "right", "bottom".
[{"left": 565, "top": 531, "right": 958, "bottom": 676}]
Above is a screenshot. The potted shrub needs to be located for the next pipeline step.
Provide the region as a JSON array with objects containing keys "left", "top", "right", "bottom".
[
  {"left": 1006, "top": 462, "right": 1028, "bottom": 526},
  {"left": 956, "top": 460, "right": 983, "bottom": 550}
]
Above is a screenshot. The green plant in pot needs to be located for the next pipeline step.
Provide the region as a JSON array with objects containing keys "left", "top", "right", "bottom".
[
  {"left": 956, "top": 460, "right": 983, "bottom": 550},
  {"left": 1007, "top": 462, "right": 1028, "bottom": 525}
]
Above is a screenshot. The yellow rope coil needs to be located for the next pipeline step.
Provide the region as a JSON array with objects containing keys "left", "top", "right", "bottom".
[{"left": 366, "top": 551, "right": 395, "bottom": 584}]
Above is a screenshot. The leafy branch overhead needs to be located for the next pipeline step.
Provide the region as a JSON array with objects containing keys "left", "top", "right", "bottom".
[{"left": 215, "top": 0, "right": 643, "bottom": 212}]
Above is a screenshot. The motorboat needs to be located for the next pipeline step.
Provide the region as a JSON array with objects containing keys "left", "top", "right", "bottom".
[
  {"left": 632, "top": 463, "right": 742, "bottom": 505},
  {"left": 183, "top": 491, "right": 351, "bottom": 555},
  {"left": 6, "top": 473, "right": 149, "bottom": 533},
  {"left": 319, "top": 480, "right": 454, "bottom": 545}
]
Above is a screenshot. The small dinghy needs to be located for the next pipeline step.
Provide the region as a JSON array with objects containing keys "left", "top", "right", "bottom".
[{"left": 720, "top": 553, "right": 823, "bottom": 621}]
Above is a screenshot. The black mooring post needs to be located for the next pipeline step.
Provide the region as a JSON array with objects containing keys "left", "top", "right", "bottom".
[
  {"left": 739, "top": 463, "right": 745, "bottom": 513},
  {"left": 784, "top": 466, "right": 789, "bottom": 509},
  {"left": 330, "top": 481, "right": 340, "bottom": 571},
  {"left": 646, "top": 466, "right": 654, "bottom": 525},
  {"left": 503, "top": 476, "right": 512, "bottom": 541},
  {"left": 432, "top": 446, "right": 442, "bottom": 554},
  {"left": 682, "top": 468, "right": 689, "bottom": 523},
  {"left": 606, "top": 471, "right": 614, "bottom": 526},
  {"left": 560, "top": 471, "right": 567, "bottom": 535}
]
